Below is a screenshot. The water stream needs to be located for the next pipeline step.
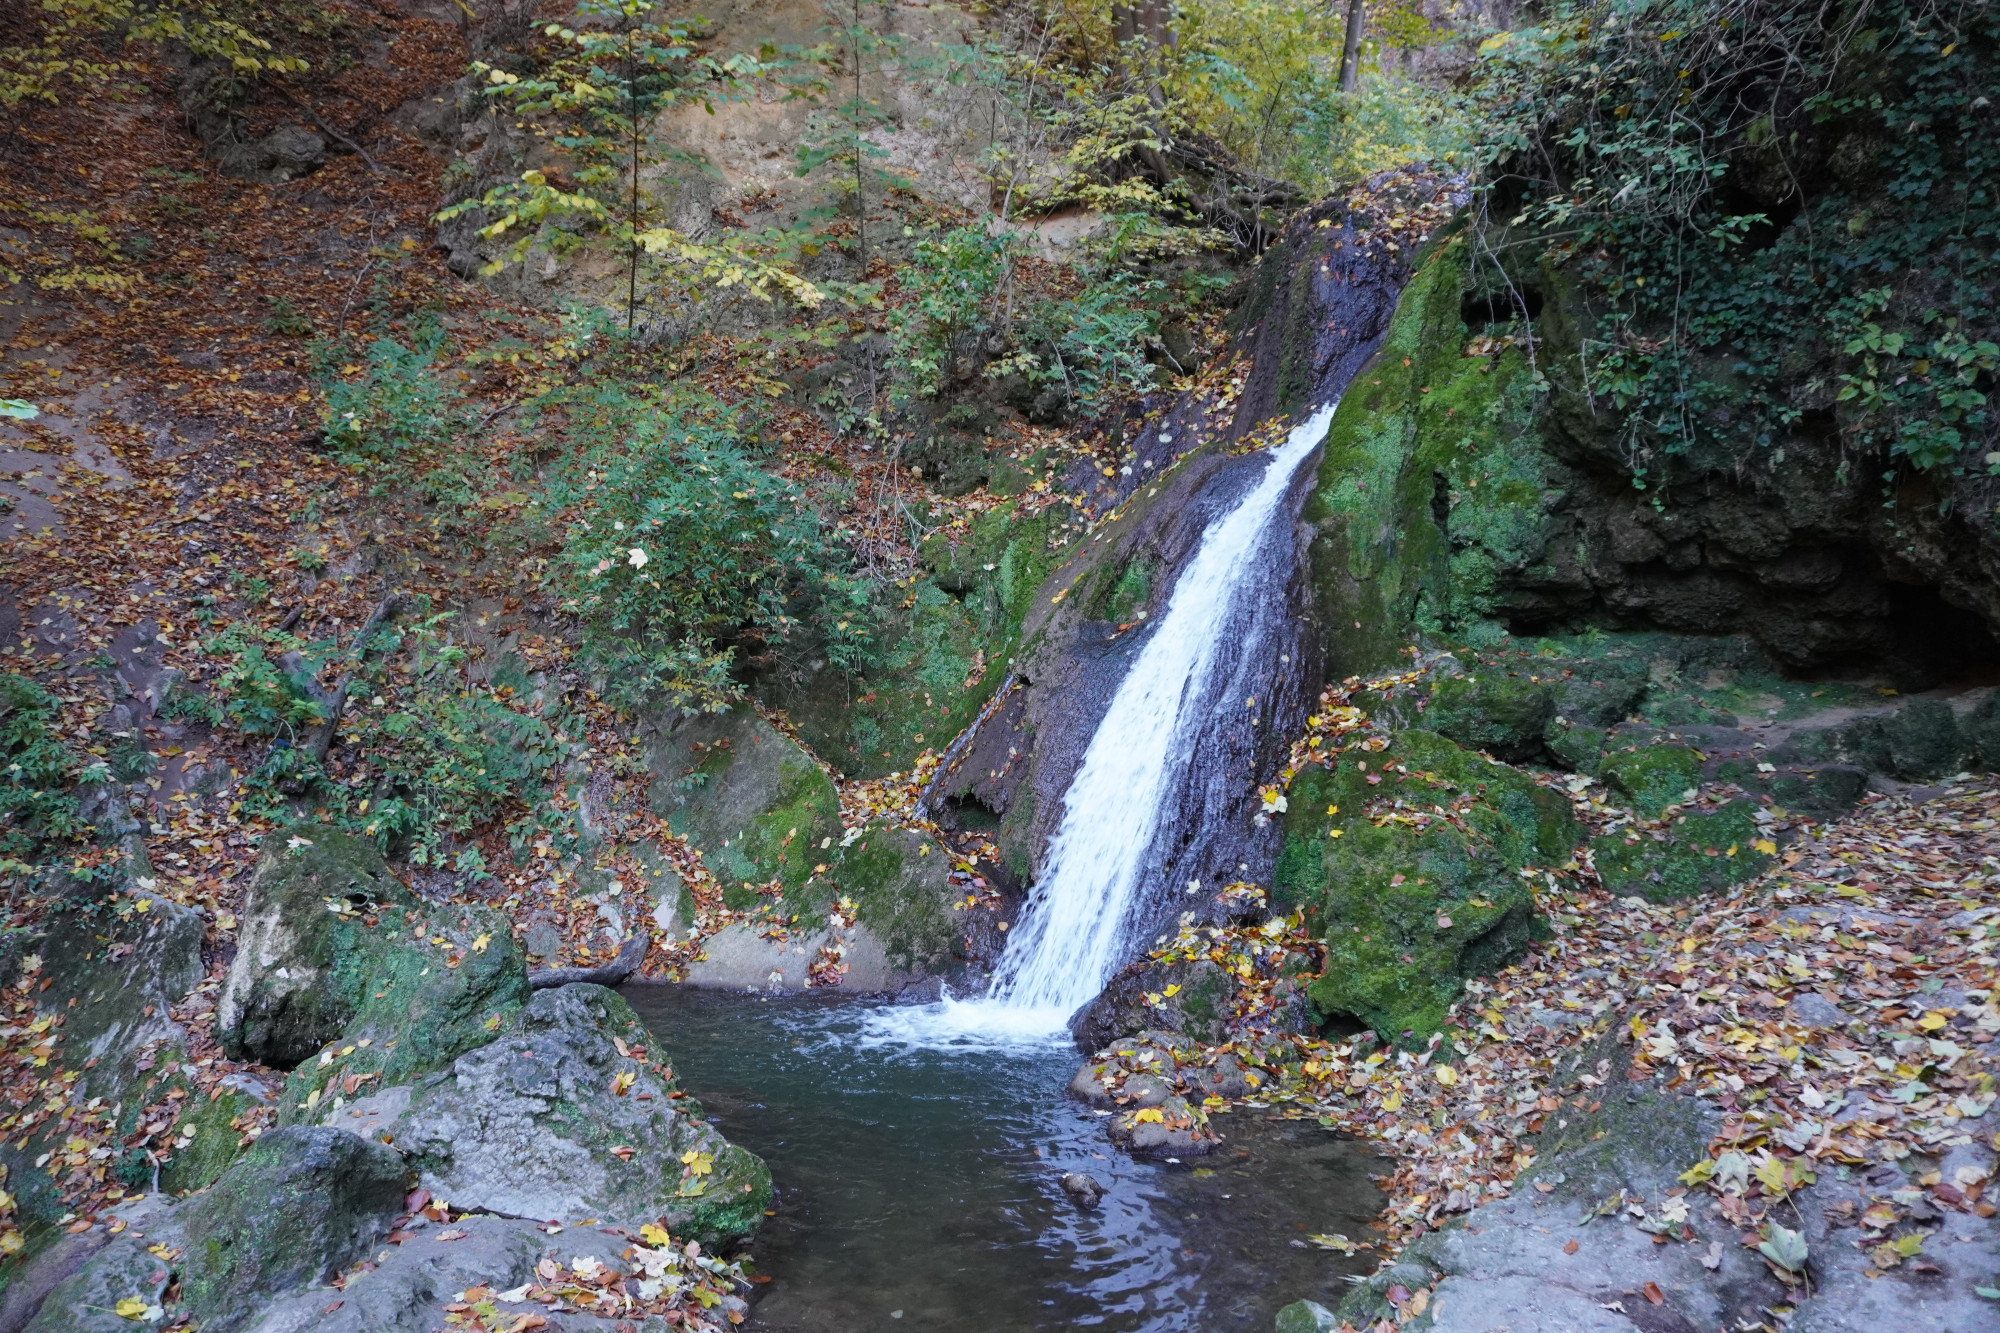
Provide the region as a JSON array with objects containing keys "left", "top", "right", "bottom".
[
  {"left": 874, "top": 401, "right": 1341, "bottom": 1045},
  {"left": 623, "top": 986, "right": 1385, "bottom": 1332},
  {"left": 623, "top": 385, "right": 1370, "bottom": 1327}
]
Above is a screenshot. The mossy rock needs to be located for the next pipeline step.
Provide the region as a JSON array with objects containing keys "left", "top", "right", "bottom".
[
  {"left": 393, "top": 984, "right": 771, "bottom": 1245},
  {"left": 1590, "top": 800, "right": 1773, "bottom": 902},
  {"left": 37, "top": 888, "right": 205, "bottom": 1101},
  {"left": 642, "top": 705, "right": 840, "bottom": 891},
  {"left": 1791, "top": 715, "right": 1893, "bottom": 774},
  {"left": 172, "top": 1127, "right": 406, "bottom": 1332},
  {"left": 1599, "top": 743, "right": 1703, "bottom": 818},
  {"left": 1070, "top": 956, "right": 1239, "bottom": 1052},
  {"left": 1543, "top": 718, "right": 1607, "bottom": 774},
  {"left": 1883, "top": 698, "right": 1968, "bottom": 781},
  {"left": 158, "top": 1087, "right": 264, "bottom": 1195},
  {"left": 1963, "top": 691, "right": 2000, "bottom": 769},
  {"left": 269, "top": 894, "right": 529, "bottom": 1123},
  {"left": 821, "top": 826, "right": 962, "bottom": 976},
  {"left": 217, "top": 830, "right": 527, "bottom": 1111},
  {"left": 218, "top": 828, "right": 424, "bottom": 1067},
  {"left": 1273, "top": 730, "right": 1577, "bottom": 1043},
  {"left": 1421, "top": 670, "right": 1554, "bottom": 761}
]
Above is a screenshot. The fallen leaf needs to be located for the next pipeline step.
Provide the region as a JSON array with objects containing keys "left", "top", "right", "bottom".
[{"left": 1563, "top": 1239, "right": 1579, "bottom": 1254}]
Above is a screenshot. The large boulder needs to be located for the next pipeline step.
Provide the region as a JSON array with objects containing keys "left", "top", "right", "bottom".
[
  {"left": 387, "top": 984, "right": 771, "bottom": 1244},
  {"left": 1274, "top": 730, "right": 1578, "bottom": 1043},
  {"left": 25, "top": 1128, "right": 404, "bottom": 1333},
  {"left": 641, "top": 705, "right": 840, "bottom": 899},
  {"left": 217, "top": 829, "right": 529, "bottom": 1102},
  {"left": 35, "top": 886, "right": 204, "bottom": 1098}
]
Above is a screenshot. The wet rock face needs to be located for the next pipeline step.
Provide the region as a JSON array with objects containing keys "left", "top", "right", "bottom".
[{"left": 925, "top": 201, "right": 1409, "bottom": 946}]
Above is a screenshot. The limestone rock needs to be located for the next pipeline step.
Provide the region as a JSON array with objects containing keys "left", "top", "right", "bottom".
[
  {"left": 218, "top": 829, "right": 420, "bottom": 1066},
  {"left": 174, "top": 1128, "right": 407, "bottom": 1331},
  {"left": 1069, "top": 955, "right": 1237, "bottom": 1051},
  {"left": 214, "top": 124, "right": 326, "bottom": 184},
  {"left": 1421, "top": 670, "right": 1555, "bottom": 762},
  {"left": 1590, "top": 799, "right": 1773, "bottom": 903},
  {"left": 391, "top": 984, "right": 771, "bottom": 1243},
  {"left": 1273, "top": 1300, "right": 1340, "bottom": 1333},
  {"left": 1599, "top": 742, "right": 1703, "bottom": 818},
  {"left": 35, "top": 886, "right": 203, "bottom": 1099}
]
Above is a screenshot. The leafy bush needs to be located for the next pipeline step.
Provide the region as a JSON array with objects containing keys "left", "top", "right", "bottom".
[
  {"left": 327, "top": 619, "right": 561, "bottom": 868},
  {"left": 319, "top": 329, "right": 468, "bottom": 470},
  {"left": 201, "top": 625, "right": 326, "bottom": 740},
  {"left": 889, "top": 224, "right": 1011, "bottom": 399},
  {"left": 0, "top": 673, "right": 88, "bottom": 863},
  {"left": 1023, "top": 269, "right": 1164, "bottom": 417},
  {"left": 538, "top": 384, "right": 872, "bottom": 711}
]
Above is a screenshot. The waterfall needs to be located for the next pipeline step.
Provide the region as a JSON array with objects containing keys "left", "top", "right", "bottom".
[{"left": 864, "top": 401, "right": 1339, "bottom": 1049}]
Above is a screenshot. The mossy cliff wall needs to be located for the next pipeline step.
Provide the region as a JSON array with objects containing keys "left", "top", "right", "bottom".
[{"left": 1311, "top": 221, "right": 2000, "bottom": 685}]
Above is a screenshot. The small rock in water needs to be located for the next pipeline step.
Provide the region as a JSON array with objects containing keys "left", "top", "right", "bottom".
[
  {"left": 1060, "top": 1172, "right": 1105, "bottom": 1208},
  {"left": 1273, "top": 1299, "right": 1340, "bottom": 1333}
]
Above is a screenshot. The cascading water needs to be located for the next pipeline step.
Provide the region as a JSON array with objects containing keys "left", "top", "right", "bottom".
[{"left": 866, "top": 401, "right": 1340, "bottom": 1047}]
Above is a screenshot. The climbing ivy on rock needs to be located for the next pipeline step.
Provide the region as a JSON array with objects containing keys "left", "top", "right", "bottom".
[{"left": 1471, "top": 0, "right": 1999, "bottom": 488}]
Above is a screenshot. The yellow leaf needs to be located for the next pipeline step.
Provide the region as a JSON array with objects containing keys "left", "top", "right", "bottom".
[
  {"left": 1918, "top": 1011, "right": 1948, "bottom": 1031},
  {"left": 1434, "top": 1065, "right": 1458, "bottom": 1087},
  {"left": 114, "top": 1299, "right": 150, "bottom": 1320},
  {"left": 1131, "top": 1107, "right": 1165, "bottom": 1124},
  {"left": 472, "top": 933, "right": 491, "bottom": 953},
  {"left": 1753, "top": 839, "right": 1777, "bottom": 856},
  {"left": 640, "top": 1223, "right": 672, "bottom": 1247},
  {"left": 1381, "top": 1090, "right": 1403, "bottom": 1112},
  {"left": 1162, "top": 983, "right": 1181, "bottom": 998}
]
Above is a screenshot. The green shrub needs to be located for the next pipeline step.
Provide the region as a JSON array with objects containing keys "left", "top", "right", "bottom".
[
  {"left": 538, "top": 384, "right": 872, "bottom": 712},
  {"left": 328, "top": 619, "right": 561, "bottom": 867},
  {"left": 889, "top": 224, "right": 1011, "bottom": 399},
  {"left": 0, "top": 673, "right": 89, "bottom": 864},
  {"left": 319, "top": 330, "right": 468, "bottom": 469}
]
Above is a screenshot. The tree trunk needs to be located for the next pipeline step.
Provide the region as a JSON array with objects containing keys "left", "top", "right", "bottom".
[{"left": 1338, "top": 0, "right": 1366, "bottom": 92}]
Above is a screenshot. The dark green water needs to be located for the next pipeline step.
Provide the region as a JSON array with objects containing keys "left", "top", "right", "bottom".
[{"left": 621, "top": 986, "right": 1385, "bottom": 1332}]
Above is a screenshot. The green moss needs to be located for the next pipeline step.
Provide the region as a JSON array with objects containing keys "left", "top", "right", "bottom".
[
  {"left": 1421, "top": 670, "right": 1554, "bottom": 760},
  {"left": 770, "top": 502, "right": 1067, "bottom": 777},
  {"left": 159, "top": 1089, "right": 259, "bottom": 1195},
  {"left": 1274, "top": 730, "right": 1576, "bottom": 1043},
  {"left": 1599, "top": 744, "right": 1703, "bottom": 818},
  {"left": 272, "top": 899, "right": 528, "bottom": 1122},
  {"left": 1544, "top": 719, "right": 1607, "bottom": 774},
  {"left": 1590, "top": 800, "right": 1772, "bottom": 902}
]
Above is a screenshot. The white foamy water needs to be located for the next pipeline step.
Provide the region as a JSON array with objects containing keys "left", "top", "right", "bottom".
[{"left": 861, "top": 402, "right": 1339, "bottom": 1051}]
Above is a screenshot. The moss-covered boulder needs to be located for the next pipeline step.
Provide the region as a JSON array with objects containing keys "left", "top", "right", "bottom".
[
  {"left": 1420, "top": 669, "right": 1555, "bottom": 761},
  {"left": 1599, "top": 743, "right": 1704, "bottom": 818},
  {"left": 1963, "top": 690, "right": 2000, "bottom": 769},
  {"left": 36, "top": 887, "right": 205, "bottom": 1099},
  {"left": 1274, "top": 730, "right": 1577, "bottom": 1042},
  {"left": 1069, "top": 956, "right": 1240, "bottom": 1052},
  {"left": 27, "top": 1128, "right": 405, "bottom": 1333},
  {"left": 219, "top": 829, "right": 422, "bottom": 1066},
  {"left": 1590, "top": 799, "right": 1774, "bottom": 902},
  {"left": 390, "top": 984, "right": 770, "bottom": 1243},
  {"left": 1883, "top": 698, "right": 1969, "bottom": 781},
  {"left": 641, "top": 705, "right": 839, "bottom": 898},
  {"left": 176, "top": 1128, "right": 405, "bottom": 1331},
  {"left": 217, "top": 828, "right": 529, "bottom": 1115}
]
